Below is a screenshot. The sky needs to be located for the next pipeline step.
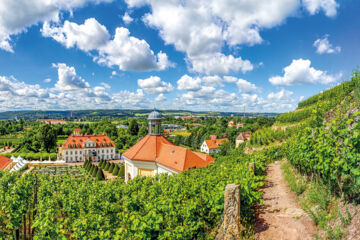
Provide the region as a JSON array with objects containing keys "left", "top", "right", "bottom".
[{"left": 0, "top": 0, "right": 359, "bottom": 113}]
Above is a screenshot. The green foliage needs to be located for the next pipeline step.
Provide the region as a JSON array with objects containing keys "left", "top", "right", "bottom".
[
  {"left": 112, "top": 164, "right": 119, "bottom": 175},
  {"left": 118, "top": 163, "right": 125, "bottom": 178},
  {"left": 92, "top": 166, "right": 98, "bottom": 177},
  {"left": 96, "top": 168, "right": 105, "bottom": 180},
  {"left": 104, "top": 162, "right": 110, "bottom": 171},
  {"left": 0, "top": 144, "right": 268, "bottom": 239},
  {"left": 128, "top": 119, "right": 139, "bottom": 136},
  {"left": 248, "top": 127, "right": 297, "bottom": 147},
  {"left": 108, "top": 163, "right": 114, "bottom": 173}
]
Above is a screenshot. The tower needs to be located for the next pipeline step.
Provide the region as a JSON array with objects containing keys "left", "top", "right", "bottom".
[{"left": 148, "top": 110, "right": 162, "bottom": 135}]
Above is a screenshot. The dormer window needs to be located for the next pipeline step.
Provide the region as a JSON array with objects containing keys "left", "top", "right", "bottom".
[{"left": 68, "top": 144, "right": 71, "bottom": 148}]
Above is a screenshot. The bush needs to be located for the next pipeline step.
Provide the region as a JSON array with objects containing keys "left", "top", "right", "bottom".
[
  {"left": 92, "top": 166, "right": 98, "bottom": 177},
  {"left": 104, "top": 162, "right": 110, "bottom": 171},
  {"left": 96, "top": 168, "right": 105, "bottom": 180},
  {"left": 108, "top": 163, "right": 114, "bottom": 173},
  {"left": 118, "top": 163, "right": 125, "bottom": 178},
  {"left": 112, "top": 164, "right": 119, "bottom": 175}
]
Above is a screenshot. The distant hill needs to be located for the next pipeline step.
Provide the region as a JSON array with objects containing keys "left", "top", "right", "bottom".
[{"left": 0, "top": 109, "right": 278, "bottom": 120}]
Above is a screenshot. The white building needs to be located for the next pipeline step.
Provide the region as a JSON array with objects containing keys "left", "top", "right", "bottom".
[
  {"left": 123, "top": 110, "right": 214, "bottom": 182},
  {"left": 58, "top": 131, "right": 117, "bottom": 162},
  {"left": 201, "top": 136, "right": 229, "bottom": 154}
]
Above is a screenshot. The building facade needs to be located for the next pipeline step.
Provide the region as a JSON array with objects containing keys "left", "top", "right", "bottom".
[
  {"left": 58, "top": 132, "right": 116, "bottom": 162},
  {"left": 123, "top": 110, "right": 214, "bottom": 182},
  {"left": 201, "top": 136, "right": 229, "bottom": 154}
]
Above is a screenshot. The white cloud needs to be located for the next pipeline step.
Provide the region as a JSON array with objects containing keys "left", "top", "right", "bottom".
[
  {"left": 303, "top": 0, "right": 339, "bottom": 17},
  {"left": 123, "top": 12, "right": 134, "bottom": 24},
  {"left": 0, "top": 76, "right": 49, "bottom": 98},
  {"left": 223, "top": 76, "right": 259, "bottom": 93},
  {"left": 42, "top": 18, "right": 110, "bottom": 51},
  {"left": 53, "top": 63, "right": 90, "bottom": 90},
  {"left": 189, "top": 53, "right": 253, "bottom": 75},
  {"left": 113, "top": 89, "right": 148, "bottom": 108},
  {"left": 125, "top": 0, "right": 341, "bottom": 75},
  {"left": 138, "top": 76, "right": 173, "bottom": 94},
  {"left": 313, "top": 35, "right": 341, "bottom": 54},
  {"left": 0, "top": 0, "right": 113, "bottom": 52},
  {"left": 43, "top": 18, "right": 173, "bottom": 71},
  {"left": 100, "top": 82, "right": 111, "bottom": 89},
  {"left": 202, "top": 75, "right": 223, "bottom": 87},
  {"left": 155, "top": 93, "right": 166, "bottom": 102},
  {"left": 267, "top": 89, "right": 294, "bottom": 101},
  {"left": 44, "top": 78, "right": 52, "bottom": 83},
  {"left": 177, "top": 74, "right": 202, "bottom": 91},
  {"left": 269, "top": 59, "right": 342, "bottom": 86}
]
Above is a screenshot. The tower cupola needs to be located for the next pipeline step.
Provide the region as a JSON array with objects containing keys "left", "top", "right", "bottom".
[{"left": 148, "top": 110, "right": 162, "bottom": 135}]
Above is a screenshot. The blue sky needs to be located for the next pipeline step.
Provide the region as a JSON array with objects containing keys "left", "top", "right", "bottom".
[{"left": 0, "top": 0, "right": 359, "bottom": 112}]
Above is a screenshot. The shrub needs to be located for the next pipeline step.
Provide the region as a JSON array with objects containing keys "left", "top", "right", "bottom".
[
  {"left": 112, "top": 164, "right": 119, "bottom": 175},
  {"left": 92, "top": 166, "right": 98, "bottom": 177},
  {"left": 108, "top": 163, "right": 114, "bottom": 173},
  {"left": 118, "top": 164, "right": 125, "bottom": 178},
  {"left": 96, "top": 168, "right": 105, "bottom": 180},
  {"left": 104, "top": 162, "right": 110, "bottom": 171}
]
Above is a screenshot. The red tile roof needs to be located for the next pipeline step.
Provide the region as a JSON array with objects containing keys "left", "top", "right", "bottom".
[
  {"left": 62, "top": 134, "right": 115, "bottom": 149},
  {"left": 123, "top": 135, "right": 214, "bottom": 172},
  {"left": 205, "top": 138, "right": 229, "bottom": 149},
  {"left": 0, "top": 156, "right": 12, "bottom": 170}
]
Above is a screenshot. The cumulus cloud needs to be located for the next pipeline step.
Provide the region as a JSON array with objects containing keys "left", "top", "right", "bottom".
[
  {"left": 189, "top": 53, "right": 253, "bottom": 75},
  {"left": 269, "top": 59, "right": 342, "bottom": 86},
  {"left": 303, "top": 0, "right": 339, "bottom": 17},
  {"left": 267, "top": 89, "right": 294, "bottom": 101},
  {"left": 313, "top": 35, "right": 341, "bottom": 54},
  {"left": 52, "top": 63, "right": 90, "bottom": 90},
  {"left": 125, "top": 0, "right": 337, "bottom": 75},
  {"left": 0, "top": 0, "right": 113, "bottom": 52},
  {"left": 113, "top": 89, "right": 148, "bottom": 108},
  {"left": 155, "top": 93, "right": 166, "bottom": 102},
  {"left": 123, "top": 12, "right": 134, "bottom": 24},
  {"left": 138, "top": 76, "right": 174, "bottom": 94},
  {"left": 43, "top": 18, "right": 173, "bottom": 71},
  {"left": 44, "top": 78, "right": 52, "bottom": 83},
  {"left": 177, "top": 74, "right": 202, "bottom": 91},
  {"left": 224, "top": 76, "right": 259, "bottom": 93}
]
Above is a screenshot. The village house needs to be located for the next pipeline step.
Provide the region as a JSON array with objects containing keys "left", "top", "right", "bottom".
[
  {"left": 123, "top": 110, "right": 214, "bottom": 182},
  {"left": 58, "top": 129, "right": 117, "bottom": 162},
  {"left": 201, "top": 135, "right": 229, "bottom": 154},
  {"left": 235, "top": 131, "right": 252, "bottom": 147},
  {"left": 228, "top": 120, "right": 235, "bottom": 127}
]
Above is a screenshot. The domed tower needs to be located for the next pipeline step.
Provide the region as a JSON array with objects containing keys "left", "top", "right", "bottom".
[{"left": 148, "top": 110, "right": 162, "bottom": 135}]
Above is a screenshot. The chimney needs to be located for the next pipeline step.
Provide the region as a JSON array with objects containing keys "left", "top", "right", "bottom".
[{"left": 210, "top": 135, "right": 217, "bottom": 142}]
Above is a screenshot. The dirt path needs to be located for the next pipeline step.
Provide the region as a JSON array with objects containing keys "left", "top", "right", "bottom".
[{"left": 254, "top": 162, "right": 317, "bottom": 240}]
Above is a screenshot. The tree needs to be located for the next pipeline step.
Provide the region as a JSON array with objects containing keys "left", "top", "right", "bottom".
[
  {"left": 118, "top": 164, "right": 125, "bottom": 178},
  {"left": 138, "top": 125, "right": 148, "bottom": 137},
  {"left": 92, "top": 166, "right": 98, "bottom": 177},
  {"left": 219, "top": 141, "right": 232, "bottom": 156},
  {"left": 112, "top": 164, "right": 119, "bottom": 175},
  {"left": 128, "top": 119, "right": 139, "bottom": 136},
  {"left": 96, "top": 168, "right": 105, "bottom": 180},
  {"left": 109, "top": 163, "right": 114, "bottom": 173},
  {"left": 104, "top": 162, "right": 110, "bottom": 171},
  {"left": 37, "top": 124, "right": 57, "bottom": 152}
]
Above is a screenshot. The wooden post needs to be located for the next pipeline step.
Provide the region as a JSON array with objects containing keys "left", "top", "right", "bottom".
[{"left": 216, "top": 184, "right": 242, "bottom": 240}]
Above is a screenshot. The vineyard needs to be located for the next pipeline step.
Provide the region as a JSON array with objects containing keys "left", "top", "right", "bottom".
[
  {"left": 248, "top": 127, "right": 297, "bottom": 147},
  {"left": 0, "top": 146, "right": 283, "bottom": 239},
  {"left": 284, "top": 71, "right": 360, "bottom": 201}
]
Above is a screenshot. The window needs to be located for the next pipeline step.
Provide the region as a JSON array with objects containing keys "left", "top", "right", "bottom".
[
  {"left": 66, "top": 157, "right": 68, "bottom": 161},
  {"left": 106, "top": 149, "right": 109, "bottom": 153},
  {"left": 75, "top": 151, "right": 77, "bottom": 155},
  {"left": 70, "top": 151, "right": 73, "bottom": 155}
]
